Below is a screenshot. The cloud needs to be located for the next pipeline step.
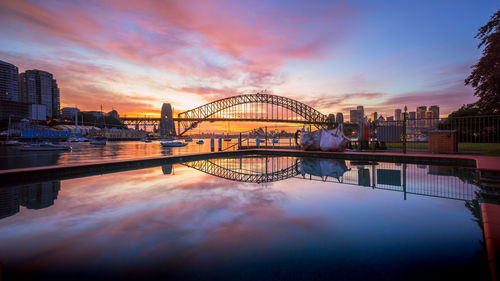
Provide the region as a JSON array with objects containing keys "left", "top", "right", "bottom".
[{"left": 0, "top": 0, "right": 359, "bottom": 114}]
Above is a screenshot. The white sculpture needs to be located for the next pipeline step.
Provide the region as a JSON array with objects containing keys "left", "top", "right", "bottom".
[{"left": 300, "top": 124, "right": 349, "bottom": 152}]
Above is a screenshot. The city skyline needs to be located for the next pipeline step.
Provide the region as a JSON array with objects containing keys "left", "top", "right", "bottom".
[{"left": 0, "top": 1, "right": 497, "bottom": 121}]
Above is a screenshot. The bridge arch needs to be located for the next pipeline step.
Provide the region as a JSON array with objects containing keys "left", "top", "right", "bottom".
[{"left": 177, "top": 92, "right": 331, "bottom": 135}]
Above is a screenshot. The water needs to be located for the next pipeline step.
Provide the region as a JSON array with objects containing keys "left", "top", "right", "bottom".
[
  {"left": 0, "top": 156, "right": 494, "bottom": 280},
  {"left": 0, "top": 138, "right": 296, "bottom": 170}
]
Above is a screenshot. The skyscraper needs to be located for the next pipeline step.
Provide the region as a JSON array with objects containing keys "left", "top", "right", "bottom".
[
  {"left": 416, "top": 106, "right": 427, "bottom": 119},
  {"left": 429, "top": 105, "right": 439, "bottom": 119},
  {"left": 395, "top": 109, "right": 402, "bottom": 121},
  {"left": 371, "top": 112, "right": 378, "bottom": 122},
  {"left": 357, "top": 105, "right": 364, "bottom": 121},
  {"left": 350, "top": 109, "right": 361, "bottom": 124},
  {"left": 0, "top": 60, "right": 20, "bottom": 102},
  {"left": 20, "top": 70, "right": 60, "bottom": 119},
  {"left": 52, "top": 79, "right": 60, "bottom": 119}
]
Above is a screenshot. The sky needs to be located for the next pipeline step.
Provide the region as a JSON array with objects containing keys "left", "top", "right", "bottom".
[{"left": 0, "top": 0, "right": 498, "bottom": 121}]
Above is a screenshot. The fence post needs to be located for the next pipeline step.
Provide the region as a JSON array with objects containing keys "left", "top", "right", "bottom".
[
  {"left": 218, "top": 136, "right": 222, "bottom": 151},
  {"left": 211, "top": 137, "right": 214, "bottom": 152},
  {"left": 238, "top": 133, "right": 241, "bottom": 150},
  {"left": 265, "top": 126, "right": 268, "bottom": 148},
  {"left": 403, "top": 106, "right": 407, "bottom": 154}
]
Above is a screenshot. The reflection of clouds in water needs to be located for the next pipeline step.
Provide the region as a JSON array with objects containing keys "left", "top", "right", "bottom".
[{"left": 0, "top": 165, "right": 306, "bottom": 271}]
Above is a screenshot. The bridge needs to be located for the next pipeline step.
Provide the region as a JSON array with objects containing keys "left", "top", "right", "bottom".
[{"left": 122, "top": 93, "right": 335, "bottom": 135}]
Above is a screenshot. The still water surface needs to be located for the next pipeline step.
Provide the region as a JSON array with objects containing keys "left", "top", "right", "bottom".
[
  {"left": 0, "top": 156, "right": 492, "bottom": 280},
  {"left": 0, "top": 139, "right": 245, "bottom": 170}
]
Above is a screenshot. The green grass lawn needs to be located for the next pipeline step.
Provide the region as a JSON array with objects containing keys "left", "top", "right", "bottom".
[{"left": 385, "top": 142, "right": 500, "bottom": 156}]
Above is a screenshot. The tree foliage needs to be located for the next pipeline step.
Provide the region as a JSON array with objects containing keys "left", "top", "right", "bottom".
[{"left": 465, "top": 9, "right": 500, "bottom": 113}]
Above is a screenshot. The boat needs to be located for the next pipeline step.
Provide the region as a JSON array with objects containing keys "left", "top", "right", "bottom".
[
  {"left": 161, "top": 141, "right": 188, "bottom": 147},
  {"left": 68, "top": 136, "right": 89, "bottom": 142},
  {"left": 90, "top": 136, "right": 107, "bottom": 145},
  {"left": 4, "top": 140, "right": 24, "bottom": 146},
  {"left": 272, "top": 138, "right": 279, "bottom": 143},
  {"left": 18, "top": 143, "right": 71, "bottom": 151},
  {"left": 141, "top": 138, "right": 152, "bottom": 143},
  {"left": 223, "top": 137, "right": 231, "bottom": 141},
  {"left": 184, "top": 138, "right": 193, "bottom": 142},
  {"left": 196, "top": 140, "right": 204, "bottom": 144}
]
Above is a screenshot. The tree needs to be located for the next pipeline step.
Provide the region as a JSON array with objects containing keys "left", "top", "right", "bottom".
[{"left": 465, "top": 9, "right": 500, "bottom": 113}]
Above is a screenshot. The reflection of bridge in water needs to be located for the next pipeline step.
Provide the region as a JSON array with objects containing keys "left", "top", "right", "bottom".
[{"left": 176, "top": 156, "right": 483, "bottom": 201}]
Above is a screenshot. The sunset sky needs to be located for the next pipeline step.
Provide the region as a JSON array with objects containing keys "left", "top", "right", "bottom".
[{"left": 0, "top": 0, "right": 497, "bottom": 120}]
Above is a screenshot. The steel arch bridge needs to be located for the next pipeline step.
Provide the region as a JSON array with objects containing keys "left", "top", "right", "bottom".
[{"left": 176, "top": 92, "right": 332, "bottom": 135}]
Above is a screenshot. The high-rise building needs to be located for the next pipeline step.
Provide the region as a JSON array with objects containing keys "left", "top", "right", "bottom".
[
  {"left": 387, "top": 116, "right": 394, "bottom": 121},
  {"left": 20, "top": 70, "right": 60, "bottom": 119},
  {"left": 409, "top": 111, "right": 416, "bottom": 119},
  {"left": 350, "top": 109, "right": 359, "bottom": 124},
  {"left": 52, "top": 79, "right": 60, "bottom": 119},
  {"left": 0, "top": 60, "right": 20, "bottom": 102},
  {"left": 336, "top": 112, "right": 344, "bottom": 124},
  {"left": 394, "top": 109, "right": 402, "bottom": 121},
  {"left": 416, "top": 106, "right": 427, "bottom": 119},
  {"left": 429, "top": 105, "right": 439, "bottom": 119},
  {"left": 370, "top": 112, "right": 378, "bottom": 122},
  {"left": 357, "top": 105, "right": 364, "bottom": 120}
]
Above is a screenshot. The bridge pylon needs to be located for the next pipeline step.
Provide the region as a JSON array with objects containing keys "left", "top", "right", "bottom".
[{"left": 160, "top": 103, "right": 176, "bottom": 136}]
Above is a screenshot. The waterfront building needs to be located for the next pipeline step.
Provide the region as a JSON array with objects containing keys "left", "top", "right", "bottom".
[
  {"left": 336, "top": 112, "right": 344, "bottom": 124},
  {"left": 371, "top": 112, "right": 378, "bottom": 122},
  {"left": 0, "top": 60, "right": 20, "bottom": 102},
  {"left": 20, "top": 69, "right": 60, "bottom": 120},
  {"left": 107, "top": 110, "right": 120, "bottom": 120},
  {"left": 62, "top": 107, "right": 80, "bottom": 120},
  {"left": 395, "top": 109, "right": 402, "bottom": 121},
  {"left": 0, "top": 100, "right": 30, "bottom": 123},
  {"left": 429, "top": 105, "right": 440, "bottom": 119},
  {"left": 387, "top": 116, "right": 394, "bottom": 121},
  {"left": 409, "top": 111, "right": 416, "bottom": 119},
  {"left": 30, "top": 104, "right": 47, "bottom": 121},
  {"left": 83, "top": 111, "right": 104, "bottom": 118},
  {"left": 416, "top": 106, "right": 427, "bottom": 119}
]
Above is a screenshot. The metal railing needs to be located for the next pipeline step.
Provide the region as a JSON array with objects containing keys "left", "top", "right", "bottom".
[{"left": 370, "top": 115, "right": 500, "bottom": 153}]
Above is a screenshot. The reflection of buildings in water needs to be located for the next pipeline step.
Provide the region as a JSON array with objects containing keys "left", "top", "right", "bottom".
[
  {"left": 357, "top": 169, "right": 371, "bottom": 187},
  {"left": 20, "top": 181, "right": 61, "bottom": 209},
  {"left": 0, "top": 186, "right": 20, "bottom": 219},
  {"left": 0, "top": 181, "right": 60, "bottom": 220},
  {"left": 182, "top": 156, "right": 484, "bottom": 202}
]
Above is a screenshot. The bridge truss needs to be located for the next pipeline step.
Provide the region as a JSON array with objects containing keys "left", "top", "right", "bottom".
[{"left": 176, "top": 93, "right": 332, "bottom": 135}]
